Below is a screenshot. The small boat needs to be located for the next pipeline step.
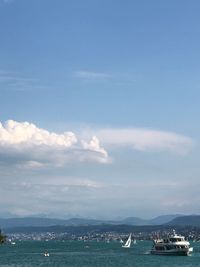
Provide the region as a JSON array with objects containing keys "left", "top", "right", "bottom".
[
  {"left": 122, "top": 234, "right": 132, "bottom": 248},
  {"left": 151, "top": 230, "right": 193, "bottom": 256},
  {"left": 44, "top": 251, "right": 50, "bottom": 257},
  {"left": 8, "top": 239, "right": 16, "bottom": 245}
]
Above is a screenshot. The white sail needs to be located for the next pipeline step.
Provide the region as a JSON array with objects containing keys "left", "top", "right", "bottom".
[{"left": 122, "top": 234, "right": 131, "bottom": 248}]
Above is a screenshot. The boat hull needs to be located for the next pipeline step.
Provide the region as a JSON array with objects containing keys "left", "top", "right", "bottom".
[{"left": 150, "top": 248, "right": 191, "bottom": 256}]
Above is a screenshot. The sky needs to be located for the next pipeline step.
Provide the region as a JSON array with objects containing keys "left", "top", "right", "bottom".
[{"left": 0, "top": 0, "right": 200, "bottom": 219}]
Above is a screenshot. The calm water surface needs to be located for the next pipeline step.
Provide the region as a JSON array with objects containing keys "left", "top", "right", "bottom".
[{"left": 0, "top": 240, "right": 200, "bottom": 267}]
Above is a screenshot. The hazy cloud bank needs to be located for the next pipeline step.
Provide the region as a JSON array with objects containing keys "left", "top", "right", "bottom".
[{"left": 84, "top": 128, "right": 193, "bottom": 154}]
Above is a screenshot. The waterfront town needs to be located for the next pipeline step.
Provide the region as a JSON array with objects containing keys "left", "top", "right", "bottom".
[{"left": 5, "top": 227, "right": 200, "bottom": 243}]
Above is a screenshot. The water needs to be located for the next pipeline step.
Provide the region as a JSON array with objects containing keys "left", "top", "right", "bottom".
[{"left": 0, "top": 241, "right": 200, "bottom": 267}]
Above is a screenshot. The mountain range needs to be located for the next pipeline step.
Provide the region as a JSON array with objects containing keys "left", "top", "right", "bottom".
[{"left": 0, "top": 214, "right": 183, "bottom": 229}]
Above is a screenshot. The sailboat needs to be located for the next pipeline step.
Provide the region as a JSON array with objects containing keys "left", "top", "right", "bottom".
[{"left": 122, "top": 234, "right": 132, "bottom": 248}]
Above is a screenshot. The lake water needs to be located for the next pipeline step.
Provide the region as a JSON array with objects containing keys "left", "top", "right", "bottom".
[{"left": 0, "top": 240, "right": 200, "bottom": 267}]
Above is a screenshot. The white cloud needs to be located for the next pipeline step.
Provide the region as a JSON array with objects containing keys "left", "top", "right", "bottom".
[
  {"left": 74, "top": 70, "right": 111, "bottom": 80},
  {"left": 0, "top": 120, "right": 109, "bottom": 167},
  {"left": 81, "top": 136, "right": 108, "bottom": 163},
  {"left": 83, "top": 128, "right": 193, "bottom": 154},
  {"left": 0, "top": 120, "right": 77, "bottom": 147},
  {"left": 0, "top": 120, "right": 193, "bottom": 171}
]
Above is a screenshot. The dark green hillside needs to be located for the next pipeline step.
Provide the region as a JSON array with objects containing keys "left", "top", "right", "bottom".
[{"left": 167, "top": 215, "right": 200, "bottom": 226}]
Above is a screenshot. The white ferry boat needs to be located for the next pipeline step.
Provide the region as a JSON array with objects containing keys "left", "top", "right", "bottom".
[{"left": 151, "top": 230, "right": 193, "bottom": 256}]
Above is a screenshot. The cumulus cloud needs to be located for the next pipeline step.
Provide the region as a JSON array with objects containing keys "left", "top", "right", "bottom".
[
  {"left": 83, "top": 128, "right": 193, "bottom": 154},
  {"left": 81, "top": 136, "right": 108, "bottom": 163},
  {"left": 0, "top": 120, "right": 109, "bottom": 167},
  {"left": 0, "top": 120, "right": 77, "bottom": 147}
]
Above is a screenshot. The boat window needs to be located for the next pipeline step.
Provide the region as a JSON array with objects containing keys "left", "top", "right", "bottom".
[{"left": 170, "top": 238, "right": 183, "bottom": 242}]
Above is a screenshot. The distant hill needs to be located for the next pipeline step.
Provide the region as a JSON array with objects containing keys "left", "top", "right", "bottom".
[
  {"left": 149, "top": 214, "right": 182, "bottom": 225},
  {"left": 167, "top": 215, "right": 200, "bottom": 226},
  {"left": 2, "top": 214, "right": 200, "bottom": 235},
  {"left": 120, "top": 217, "right": 150, "bottom": 225},
  {"left": 114, "top": 215, "right": 182, "bottom": 225},
  {"left": 0, "top": 217, "right": 68, "bottom": 228},
  {"left": 0, "top": 214, "right": 187, "bottom": 229},
  {"left": 62, "top": 218, "right": 105, "bottom": 226},
  {"left": 0, "top": 217, "right": 104, "bottom": 229}
]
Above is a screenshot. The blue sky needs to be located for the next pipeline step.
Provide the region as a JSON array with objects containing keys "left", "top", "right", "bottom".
[{"left": 0, "top": 0, "right": 200, "bottom": 219}]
